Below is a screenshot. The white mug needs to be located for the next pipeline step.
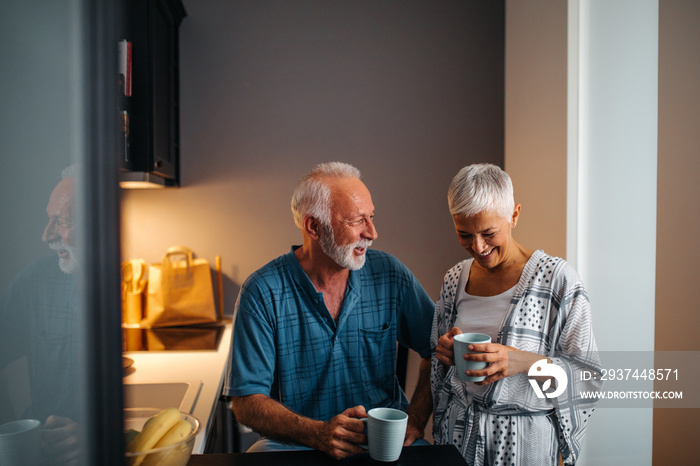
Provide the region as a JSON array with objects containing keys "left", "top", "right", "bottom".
[
  {"left": 0, "top": 419, "right": 41, "bottom": 466},
  {"left": 360, "top": 407, "right": 408, "bottom": 462},
  {"left": 454, "top": 332, "right": 491, "bottom": 382}
]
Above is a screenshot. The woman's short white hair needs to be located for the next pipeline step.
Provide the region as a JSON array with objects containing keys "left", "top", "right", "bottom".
[
  {"left": 448, "top": 163, "right": 515, "bottom": 222},
  {"left": 291, "top": 162, "right": 362, "bottom": 228}
]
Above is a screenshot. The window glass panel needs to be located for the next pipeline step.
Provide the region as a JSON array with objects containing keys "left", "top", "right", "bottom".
[{"left": 0, "top": 1, "right": 122, "bottom": 465}]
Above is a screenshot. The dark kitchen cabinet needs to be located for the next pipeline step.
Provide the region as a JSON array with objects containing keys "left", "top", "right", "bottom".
[{"left": 120, "top": 0, "right": 186, "bottom": 187}]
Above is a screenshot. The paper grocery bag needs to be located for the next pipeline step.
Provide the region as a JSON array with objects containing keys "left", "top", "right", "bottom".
[{"left": 143, "top": 246, "right": 217, "bottom": 328}]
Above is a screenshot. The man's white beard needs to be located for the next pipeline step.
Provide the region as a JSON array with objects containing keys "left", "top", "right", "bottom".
[
  {"left": 319, "top": 222, "right": 372, "bottom": 271},
  {"left": 48, "top": 240, "right": 79, "bottom": 274}
]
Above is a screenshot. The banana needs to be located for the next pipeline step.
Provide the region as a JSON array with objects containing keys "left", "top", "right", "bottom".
[
  {"left": 127, "top": 407, "right": 181, "bottom": 466},
  {"left": 137, "top": 419, "right": 194, "bottom": 466},
  {"left": 124, "top": 429, "right": 140, "bottom": 447},
  {"left": 153, "top": 419, "right": 192, "bottom": 448}
]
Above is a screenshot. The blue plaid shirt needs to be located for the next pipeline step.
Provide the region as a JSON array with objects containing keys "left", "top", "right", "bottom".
[
  {"left": 0, "top": 255, "right": 81, "bottom": 422},
  {"left": 224, "top": 246, "right": 434, "bottom": 422}
]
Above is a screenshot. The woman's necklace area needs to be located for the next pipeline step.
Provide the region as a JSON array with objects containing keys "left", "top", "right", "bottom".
[{"left": 468, "top": 253, "right": 527, "bottom": 296}]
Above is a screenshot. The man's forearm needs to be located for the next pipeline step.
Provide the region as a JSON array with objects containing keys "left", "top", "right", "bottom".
[
  {"left": 231, "top": 394, "right": 368, "bottom": 460},
  {"left": 405, "top": 357, "right": 432, "bottom": 432},
  {"left": 231, "top": 394, "right": 324, "bottom": 449}
]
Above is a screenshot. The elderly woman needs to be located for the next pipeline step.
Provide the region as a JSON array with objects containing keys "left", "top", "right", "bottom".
[{"left": 431, "top": 164, "right": 600, "bottom": 466}]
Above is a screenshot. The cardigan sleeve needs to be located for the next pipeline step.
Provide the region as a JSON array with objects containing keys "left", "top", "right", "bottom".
[{"left": 547, "top": 261, "right": 602, "bottom": 465}]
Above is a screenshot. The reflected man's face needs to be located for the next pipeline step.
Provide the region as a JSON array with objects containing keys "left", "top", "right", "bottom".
[{"left": 41, "top": 177, "right": 78, "bottom": 273}]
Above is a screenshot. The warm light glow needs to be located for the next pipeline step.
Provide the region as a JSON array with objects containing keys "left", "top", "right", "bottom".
[
  {"left": 119, "top": 180, "right": 167, "bottom": 189},
  {"left": 118, "top": 171, "right": 174, "bottom": 189}
]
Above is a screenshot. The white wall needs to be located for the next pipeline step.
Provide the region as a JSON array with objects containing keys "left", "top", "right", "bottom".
[
  {"left": 571, "top": 1, "right": 658, "bottom": 464},
  {"left": 507, "top": 0, "right": 664, "bottom": 464}
]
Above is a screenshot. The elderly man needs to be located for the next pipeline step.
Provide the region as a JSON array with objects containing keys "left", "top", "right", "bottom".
[
  {"left": 0, "top": 166, "right": 82, "bottom": 465},
  {"left": 42, "top": 167, "right": 79, "bottom": 274},
  {"left": 223, "top": 162, "right": 434, "bottom": 459}
]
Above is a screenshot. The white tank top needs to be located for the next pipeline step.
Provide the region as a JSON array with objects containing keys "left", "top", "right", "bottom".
[
  {"left": 452, "top": 261, "right": 516, "bottom": 399},
  {"left": 453, "top": 262, "right": 516, "bottom": 342}
]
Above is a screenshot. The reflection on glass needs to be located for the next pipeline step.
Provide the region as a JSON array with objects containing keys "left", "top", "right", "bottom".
[
  {"left": 0, "top": 1, "right": 100, "bottom": 465},
  {"left": 0, "top": 167, "right": 86, "bottom": 466}
]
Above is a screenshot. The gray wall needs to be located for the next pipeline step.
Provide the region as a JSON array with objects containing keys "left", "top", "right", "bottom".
[
  {"left": 121, "top": 0, "right": 505, "bottom": 308},
  {"left": 120, "top": 2, "right": 504, "bottom": 434}
]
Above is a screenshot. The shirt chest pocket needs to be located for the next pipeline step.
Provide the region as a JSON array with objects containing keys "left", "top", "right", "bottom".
[{"left": 357, "top": 322, "right": 395, "bottom": 385}]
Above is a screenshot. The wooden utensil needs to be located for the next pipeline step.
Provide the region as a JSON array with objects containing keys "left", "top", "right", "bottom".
[{"left": 215, "top": 256, "right": 224, "bottom": 321}]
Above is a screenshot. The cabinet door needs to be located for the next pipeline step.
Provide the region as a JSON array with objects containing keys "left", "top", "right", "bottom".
[
  {"left": 121, "top": 0, "right": 185, "bottom": 186},
  {"left": 150, "top": 0, "right": 181, "bottom": 182}
]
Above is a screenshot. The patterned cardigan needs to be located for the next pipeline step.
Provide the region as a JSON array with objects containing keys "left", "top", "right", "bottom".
[{"left": 430, "top": 250, "right": 602, "bottom": 465}]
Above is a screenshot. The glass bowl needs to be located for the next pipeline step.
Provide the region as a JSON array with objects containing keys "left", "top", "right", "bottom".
[{"left": 124, "top": 408, "right": 200, "bottom": 466}]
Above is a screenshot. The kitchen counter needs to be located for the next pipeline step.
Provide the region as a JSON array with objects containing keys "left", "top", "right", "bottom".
[{"left": 123, "top": 321, "right": 233, "bottom": 453}]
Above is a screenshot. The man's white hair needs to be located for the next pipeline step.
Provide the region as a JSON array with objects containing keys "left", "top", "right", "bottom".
[
  {"left": 61, "top": 164, "right": 79, "bottom": 180},
  {"left": 291, "top": 162, "right": 362, "bottom": 228}
]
